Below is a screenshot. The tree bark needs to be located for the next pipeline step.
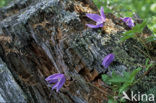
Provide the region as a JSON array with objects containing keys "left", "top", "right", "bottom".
[{"left": 0, "top": 0, "right": 155, "bottom": 103}]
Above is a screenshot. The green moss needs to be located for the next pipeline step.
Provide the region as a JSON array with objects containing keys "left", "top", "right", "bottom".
[
  {"left": 131, "top": 68, "right": 156, "bottom": 103},
  {"left": 113, "top": 46, "right": 135, "bottom": 68}
]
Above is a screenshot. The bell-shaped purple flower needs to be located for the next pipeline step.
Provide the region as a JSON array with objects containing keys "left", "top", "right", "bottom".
[
  {"left": 102, "top": 53, "right": 115, "bottom": 68},
  {"left": 120, "top": 17, "right": 135, "bottom": 28},
  {"left": 45, "top": 73, "right": 65, "bottom": 92},
  {"left": 86, "top": 7, "right": 106, "bottom": 28}
]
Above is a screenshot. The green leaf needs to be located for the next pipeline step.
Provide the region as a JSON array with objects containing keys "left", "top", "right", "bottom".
[
  {"left": 119, "top": 68, "right": 142, "bottom": 94},
  {"left": 145, "top": 58, "right": 150, "bottom": 66},
  {"left": 120, "top": 97, "right": 126, "bottom": 103},
  {"left": 146, "top": 63, "right": 152, "bottom": 71},
  {"left": 123, "top": 72, "right": 131, "bottom": 79},
  {"left": 120, "top": 31, "right": 135, "bottom": 42},
  {"left": 145, "top": 35, "right": 156, "bottom": 43},
  {"left": 109, "top": 72, "right": 127, "bottom": 83},
  {"left": 0, "top": 1, "right": 5, "bottom": 7},
  {"left": 120, "top": 20, "right": 147, "bottom": 42},
  {"left": 109, "top": 77, "right": 126, "bottom": 83},
  {"left": 102, "top": 75, "right": 109, "bottom": 81},
  {"left": 132, "top": 20, "right": 147, "bottom": 33},
  {"left": 108, "top": 99, "right": 117, "bottom": 103},
  {"left": 119, "top": 83, "right": 129, "bottom": 94},
  {"left": 121, "top": 30, "right": 135, "bottom": 36},
  {"left": 145, "top": 58, "right": 153, "bottom": 71},
  {"left": 129, "top": 67, "right": 142, "bottom": 83},
  {"left": 102, "top": 74, "right": 111, "bottom": 84}
]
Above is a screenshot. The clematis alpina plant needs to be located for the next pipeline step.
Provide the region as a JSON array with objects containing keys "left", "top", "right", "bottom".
[
  {"left": 120, "top": 17, "right": 135, "bottom": 28},
  {"left": 102, "top": 53, "right": 115, "bottom": 68},
  {"left": 86, "top": 7, "right": 106, "bottom": 28},
  {"left": 45, "top": 73, "right": 65, "bottom": 92}
]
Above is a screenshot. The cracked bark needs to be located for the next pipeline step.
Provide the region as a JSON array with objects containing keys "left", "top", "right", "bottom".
[{"left": 0, "top": 0, "right": 155, "bottom": 103}]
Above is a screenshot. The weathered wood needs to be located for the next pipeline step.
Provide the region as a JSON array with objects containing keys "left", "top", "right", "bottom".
[
  {"left": 0, "top": 58, "right": 26, "bottom": 102},
  {"left": 0, "top": 0, "right": 155, "bottom": 103}
]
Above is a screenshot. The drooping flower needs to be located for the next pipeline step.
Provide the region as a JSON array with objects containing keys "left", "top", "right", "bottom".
[
  {"left": 86, "top": 7, "right": 106, "bottom": 28},
  {"left": 45, "top": 73, "right": 65, "bottom": 92},
  {"left": 120, "top": 17, "right": 135, "bottom": 28},
  {"left": 102, "top": 53, "right": 115, "bottom": 68}
]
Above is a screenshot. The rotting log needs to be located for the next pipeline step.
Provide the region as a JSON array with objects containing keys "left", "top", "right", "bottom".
[{"left": 0, "top": 0, "right": 155, "bottom": 103}]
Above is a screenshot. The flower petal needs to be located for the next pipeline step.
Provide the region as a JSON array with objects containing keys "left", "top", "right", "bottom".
[
  {"left": 48, "top": 79, "right": 58, "bottom": 84},
  {"left": 120, "top": 17, "right": 129, "bottom": 22},
  {"left": 46, "top": 74, "right": 66, "bottom": 92},
  {"left": 127, "top": 19, "right": 134, "bottom": 28},
  {"left": 100, "top": 7, "right": 105, "bottom": 21},
  {"left": 102, "top": 53, "right": 115, "bottom": 68},
  {"left": 45, "top": 73, "right": 60, "bottom": 81},
  {"left": 86, "top": 13, "right": 103, "bottom": 22},
  {"left": 52, "top": 82, "right": 59, "bottom": 90},
  {"left": 56, "top": 76, "right": 66, "bottom": 92},
  {"left": 121, "top": 17, "right": 134, "bottom": 28},
  {"left": 86, "top": 23, "right": 103, "bottom": 28}
]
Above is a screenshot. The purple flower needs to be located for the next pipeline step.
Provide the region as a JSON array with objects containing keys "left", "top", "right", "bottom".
[
  {"left": 45, "top": 73, "right": 65, "bottom": 92},
  {"left": 86, "top": 7, "right": 106, "bottom": 28},
  {"left": 102, "top": 53, "right": 115, "bottom": 68},
  {"left": 120, "top": 17, "right": 135, "bottom": 28}
]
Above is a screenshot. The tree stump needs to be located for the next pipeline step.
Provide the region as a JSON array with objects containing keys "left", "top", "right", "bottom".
[{"left": 0, "top": 0, "right": 155, "bottom": 103}]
